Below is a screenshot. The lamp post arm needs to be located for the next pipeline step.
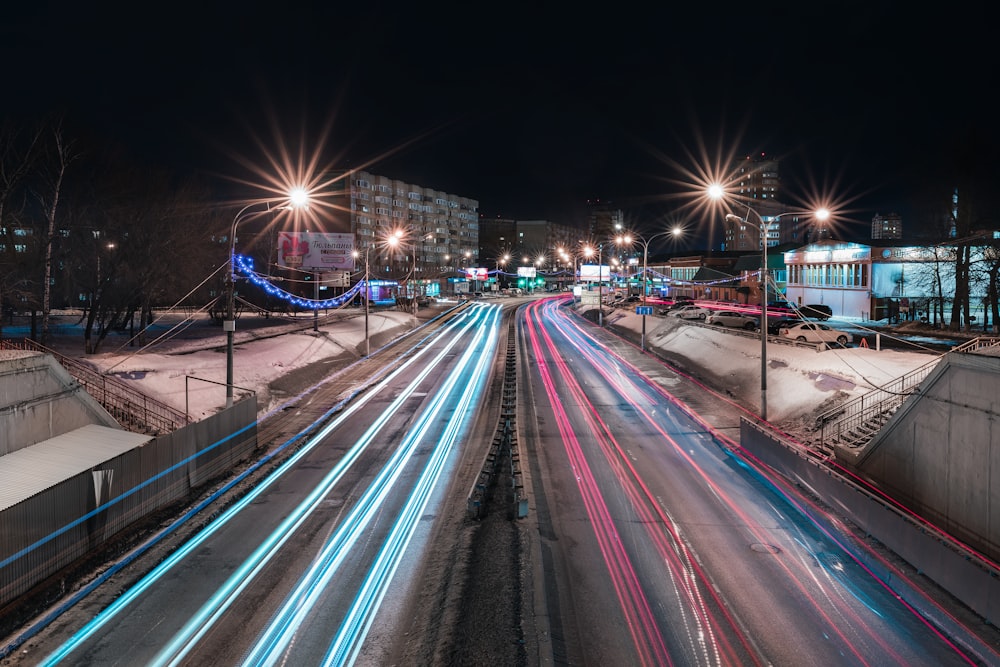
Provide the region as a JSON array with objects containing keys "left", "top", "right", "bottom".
[{"left": 225, "top": 200, "right": 273, "bottom": 408}]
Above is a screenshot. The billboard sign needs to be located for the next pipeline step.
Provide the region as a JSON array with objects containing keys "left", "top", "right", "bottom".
[
  {"left": 465, "top": 267, "right": 488, "bottom": 281},
  {"left": 579, "top": 264, "right": 610, "bottom": 281},
  {"left": 277, "top": 232, "right": 354, "bottom": 272}
]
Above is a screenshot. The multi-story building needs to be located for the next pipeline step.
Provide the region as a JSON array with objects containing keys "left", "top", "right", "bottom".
[
  {"left": 871, "top": 212, "right": 903, "bottom": 240},
  {"left": 778, "top": 212, "right": 823, "bottom": 246},
  {"left": 252, "top": 169, "right": 479, "bottom": 300},
  {"left": 733, "top": 152, "right": 781, "bottom": 203},
  {"left": 723, "top": 154, "right": 784, "bottom": 252},
  {"left": 343, "top": 170, "right": 479, "bottom": 278}
]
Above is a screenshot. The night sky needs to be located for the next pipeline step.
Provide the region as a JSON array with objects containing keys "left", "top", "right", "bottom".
[{"left": 5, "top": 2, "right": 998, "bottom": 243}]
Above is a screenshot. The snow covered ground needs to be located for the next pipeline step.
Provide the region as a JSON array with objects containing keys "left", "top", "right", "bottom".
[
  {"left": 9, "top": 298, "right": 944, "bottom": 429},
  {"left": 45, "top": 309, "right": 418, "bottom": 420},
  {"left": 582, "top": 302, "right": 942, "bottom": 431}
]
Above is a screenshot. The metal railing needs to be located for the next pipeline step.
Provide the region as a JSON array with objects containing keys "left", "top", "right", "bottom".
[
  {"left": 0, "top": 338, "right": 187, "bottom": 434},
  {"left": 816, "top": 357, "right": 940, "bottom": 450},
  {"left": 817, "top": 337, "right": 1000, "bottom": 451},
  {"left": 952, "top": 336, "right": 1000, "bottom": 355}
]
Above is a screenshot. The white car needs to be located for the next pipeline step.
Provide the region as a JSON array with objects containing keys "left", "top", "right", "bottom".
[
  {"left": 778, "top": 321, "right": 853, "bottom": 346},
  {"left": 706, "top": 310, "right": 758, "bottom": 330},
  {"left": 669, "top": 305, "right": 710, "bottom": 320}
]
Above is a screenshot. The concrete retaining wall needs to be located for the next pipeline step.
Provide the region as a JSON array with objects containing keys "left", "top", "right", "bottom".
[
  {"left": 0, "top": 351, "right": 119, "bottom": 456},
  {"left": 741, "top": 418, "right": 1000, "bottom": 626},
  {"left": 844, "top": 353, "right": 1000, "bottom": 563}
]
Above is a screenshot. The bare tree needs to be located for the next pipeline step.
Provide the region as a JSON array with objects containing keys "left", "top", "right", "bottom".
[
  {"left": 32, "top": 119, "right": 79, "bottom": 344},
  {"left": 942, "top": 126, "right": 1000, "bottom": 331},
  {"left": 66, "top": 150, "right": 225, "bottom": 353},
  {"left": 0, "top": 121, "right": 44, "bottom": 338},
  {"left": 986, "top": 245, "right": 1000, "bottom": 334}
]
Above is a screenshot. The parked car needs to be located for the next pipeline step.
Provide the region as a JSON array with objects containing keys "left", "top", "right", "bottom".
[
  {"left": 669, "top": 305, "right": 710, "bottom": 320},
  {"left": 625, "top": 294, "right": 641, "bottom": 303},
  {"left": 666, "top": 300, "right": 694, "bottom": 311},
  {"left": 706, "top": 310, "right": 758, "bottom": 330},
  {"left": 778, "top": 321, "right": 853, "bottom": 346},
  {"left": 800, "top": 304, "right": 833, "bottom": 320},
  {"left": 766, "top": 316, "right": 804, "bottom": 335}
]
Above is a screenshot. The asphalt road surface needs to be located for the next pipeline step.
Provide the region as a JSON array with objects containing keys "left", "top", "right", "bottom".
[{"left": 516, "top": 297, "right": 1000, "bottom": 665}]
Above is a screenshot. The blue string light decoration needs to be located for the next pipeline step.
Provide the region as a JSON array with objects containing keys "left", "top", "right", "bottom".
[{"left": 234, "top": 254, "right": 364, "bottom": 310}]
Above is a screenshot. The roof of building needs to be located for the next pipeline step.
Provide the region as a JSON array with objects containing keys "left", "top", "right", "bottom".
[
  {"left": 732, "top": 255, "right": 763, "bottom": 272},
  {"left": 0, "top": 424, "right": 152, "bottom": 511},
  {"left": 691, "top": 266, "right": 737, "bottom": 282}
]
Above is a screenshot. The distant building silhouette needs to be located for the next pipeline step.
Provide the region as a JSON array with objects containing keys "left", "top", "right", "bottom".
[
  {"left": 586, "top": 198, "right": 624, "bottom": 242},
  {"left": 871, "top": 212, "right": 903, "bottom": 240}
]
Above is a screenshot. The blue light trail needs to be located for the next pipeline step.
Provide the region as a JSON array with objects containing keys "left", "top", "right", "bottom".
[{"left": 41, "top": 304, "right": 499, "bottom": 666}]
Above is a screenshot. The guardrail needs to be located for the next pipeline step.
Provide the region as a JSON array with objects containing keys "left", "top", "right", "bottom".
[{"left": 467, "top": 316, "right": 526, "bottom": 520}]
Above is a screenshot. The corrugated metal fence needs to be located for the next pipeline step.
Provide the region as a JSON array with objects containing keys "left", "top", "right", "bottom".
[{"left": 0, "top": 397, "right": 256, "bottom": 607}]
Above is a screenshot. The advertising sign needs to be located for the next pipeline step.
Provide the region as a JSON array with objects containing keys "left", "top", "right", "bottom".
[
  {"left": 465, "top": 267, "right": 488, "bottom": 281},
  {"left": 277, "top": 232, "right": 354, "bottom": 272},
  {"left": 517, "top": 266, "right": 537, "bottom": 278},
  {"left": 579, "top": 264, "right": 610, "bottom": 281}
]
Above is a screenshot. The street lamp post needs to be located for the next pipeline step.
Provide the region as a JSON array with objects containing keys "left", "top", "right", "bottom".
[
  {"left": 497, "top": 254, "right": 510, "bottom": 289},
  {"left": 226, "top": 202, "right": 271, "bottom": 408},
  {"left": 226, "top": 189, "right": 308, "bottom": 408},
  {"left": 389, "top": 229, "right": 420, "bottom": 327},
  {"left": 464, "top": 250, "right": 475, "bottom": 293},
  {"left": 598, "top": 243, "right": 604, "bottom": 326},
  {"left": 713, "top": 192, "right": 829, "bottom": 422},
  {"left": 617, "top": 227, "right": 683, "bottom": 352},
  {"left": 725, "top": 211, "right": 771, "bottom": 420},
  {"left": 411, "top": 240, "right": 418, "bottom": 323},
  {"left": 313, "top": 270, "right": 320, "bottom": 332},
  {"left": 536, "top": 254, "right": 547, "bottom": 292}
]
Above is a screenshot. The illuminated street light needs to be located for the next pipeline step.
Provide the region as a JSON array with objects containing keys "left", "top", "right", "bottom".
[
  {"left": 497, "top": 253, "right": 510, "bottom": 289},
  {"left": 226, "top": 190, "right": 309, "bottom": 407},
  {"left": 387, "top": 230, "right": 419, "bottom": 327},
  {"left": 289, "top": 187, "right": 309, "bottom": 208},
  {"left": 709, "top": 184, "right": 830, "bottom": 421},
  {"left": 616, "top": 226, "right": 685, "bottom": 352},
  {"left": 583, "top": 244, "right": 606, "bottom": 326}
]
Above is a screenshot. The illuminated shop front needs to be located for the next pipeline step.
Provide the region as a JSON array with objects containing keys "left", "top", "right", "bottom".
[
  {"left": 785, "top": 239, "right": 993, "bottom": 324},
  {"left": 784, "top": 241, "right": 872, "bottom": 319}
]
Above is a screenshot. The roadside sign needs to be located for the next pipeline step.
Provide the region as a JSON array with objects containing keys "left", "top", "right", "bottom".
[{"left": 636, "top": 306, "right": 654, "bottom": 315}]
